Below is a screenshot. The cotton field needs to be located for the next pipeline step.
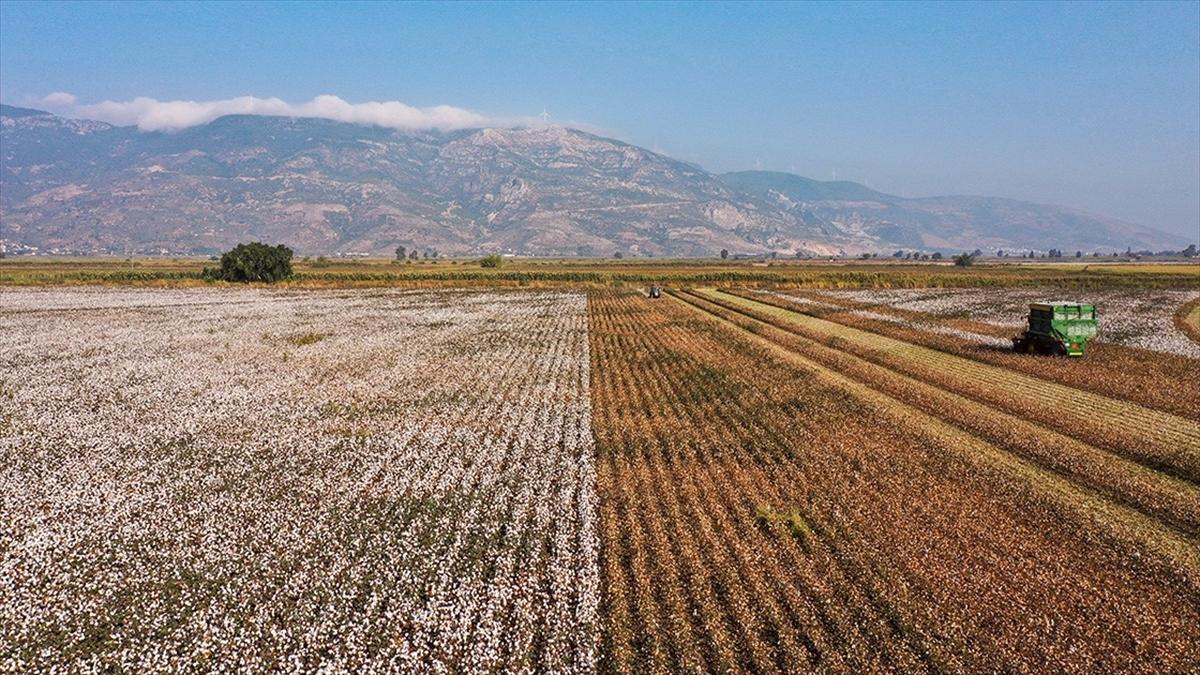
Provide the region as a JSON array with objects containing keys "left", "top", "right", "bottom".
[
  {"left": 3, "top": 280, "right": 1198, "bottom": 674},
  {"left": 0, "top": 288, "right": 599, "bottom": 673}
]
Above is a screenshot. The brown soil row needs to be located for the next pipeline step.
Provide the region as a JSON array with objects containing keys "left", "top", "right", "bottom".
[
  {"left": 588, "top": 292, "right": 1200, "bottom": 673},
  {"left": 590, "top": 295, "right": 928, "bottom": 672}
]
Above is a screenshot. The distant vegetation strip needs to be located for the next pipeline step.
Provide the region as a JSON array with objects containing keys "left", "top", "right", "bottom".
[{"left": 3, "top": 260, "right": 1198, "bottom": 289}]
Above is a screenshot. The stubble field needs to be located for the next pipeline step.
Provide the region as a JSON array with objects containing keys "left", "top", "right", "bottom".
[{"left": 2, "top": 280, "right": 1198, "bottom": 672}]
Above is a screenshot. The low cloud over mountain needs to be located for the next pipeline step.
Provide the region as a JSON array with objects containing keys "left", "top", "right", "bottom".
[{"left": 35, "top": 94, "right": 489, "bottom": 132}]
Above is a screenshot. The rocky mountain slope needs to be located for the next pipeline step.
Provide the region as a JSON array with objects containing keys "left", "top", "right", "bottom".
[{"left": 1, "top": 105, "right": 1187, "bottom": 255}]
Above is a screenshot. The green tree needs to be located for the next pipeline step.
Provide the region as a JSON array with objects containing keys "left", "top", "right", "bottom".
[
  {"left": 952, "top": 252, "right": 974, "bottom": 267},
  {"left": 204, "top": 242, "right": 293, "bottom": 282},
  {"left": 395, "top": 245, "right": 406, "bottom": 261},
  {"left": 480, "top": 254, "right": 503, "bottom": 268},
  {"left": 720, "top": 249, "right": 729, "bottom": 260}
]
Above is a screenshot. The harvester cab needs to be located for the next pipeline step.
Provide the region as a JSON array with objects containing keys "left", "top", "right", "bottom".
[
  {"left": 648, "top": 285, "right": 662, "bottom": 299},
  {"left": 1012, "top": 302, "right": 1098, "bottom": 357}
]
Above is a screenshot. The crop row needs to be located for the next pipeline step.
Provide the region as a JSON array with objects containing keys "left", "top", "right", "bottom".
[
  {"left": 587, "top": 292, "right": 1200, "bottom": 672},
  {"left": 7, "top": 261, "right": 1200, "bottom": 290}
]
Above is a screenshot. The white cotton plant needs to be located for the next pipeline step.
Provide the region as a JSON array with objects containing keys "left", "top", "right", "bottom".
[{"left": 0, "top": 287, "right": 601, "bottom": 673}]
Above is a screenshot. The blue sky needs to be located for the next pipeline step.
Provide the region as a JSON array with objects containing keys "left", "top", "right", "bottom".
[{"left": 2, "top": 1, "right": 1197, "bottom": 239}]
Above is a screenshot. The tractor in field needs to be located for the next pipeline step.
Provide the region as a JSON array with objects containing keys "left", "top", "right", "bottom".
[
  {"left": 1012, "top": 302, "right": 1098, "bottom": 357},
  {"left": 648, "top": 285, "right": 662, "bottom": 299}
]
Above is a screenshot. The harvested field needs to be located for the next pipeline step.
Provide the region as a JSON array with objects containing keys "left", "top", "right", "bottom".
[
  {"left": 1180, "top": 297, "right": 1200, "bottom": 346},
  {"left": 590, "top": 292, "right": 1200, "bottom": 672}
]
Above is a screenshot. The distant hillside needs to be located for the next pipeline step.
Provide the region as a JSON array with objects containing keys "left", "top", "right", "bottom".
[
  {"left": 721, "top": 170, "right": 1189, "bottom": 254},
  {"left": 723, "top": 170, "right": 893, "bottom": 202},
  {"left": 1, "top": 105, "right": 1188, "bottom": 255}
]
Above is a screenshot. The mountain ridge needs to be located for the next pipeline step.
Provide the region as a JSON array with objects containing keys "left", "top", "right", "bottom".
[{"left": 1, "top": 105, "right": 1189, "bottom": 256}]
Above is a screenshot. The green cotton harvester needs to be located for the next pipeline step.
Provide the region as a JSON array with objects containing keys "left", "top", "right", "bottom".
[{"left": 1012, "top": 302, "right": 1098, "bottom": 357}]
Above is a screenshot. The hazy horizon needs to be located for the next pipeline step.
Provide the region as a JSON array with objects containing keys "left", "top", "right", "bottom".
[{"left": 1, "top": 1, "right": 1197, "bottom": 239}]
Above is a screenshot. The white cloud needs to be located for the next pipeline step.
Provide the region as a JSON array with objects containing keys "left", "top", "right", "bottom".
[
  {"left": 40, "top": 92, "right": 77, "bottom": 106},
  {"left": 46, "top": 93, "right": 491, "bottom": 132}
]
